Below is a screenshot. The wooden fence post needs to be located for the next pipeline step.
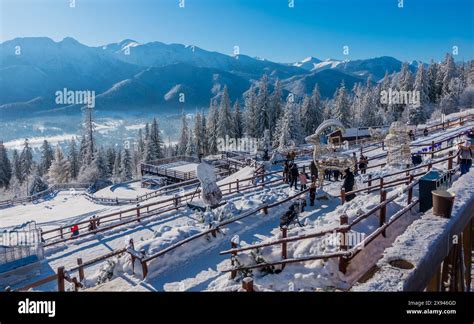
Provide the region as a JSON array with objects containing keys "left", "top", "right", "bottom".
[
  {"left": 230, "top": 241, "right": 238, "bottom": 279},
  {"left": 141, "top": 260, "right": 148, "bottom": 279},
  {"left": 281, "top": 226, "right": 288, "bottom": 260},
  {"left": 77, "top": 258, "right": 84, "bottom": 282},
  {"left": 380, "top": 190, "right": 387, "bottom": 237},
  {"left": 406, "top": 164, "right": 410, "bottom": 176},
  {"left": 428, "top": 162, "right": 432, "bottom": 171},
  {"left": 57, "top": 266, "right": 65, "bottom": 292},
  {"left": 431, "top": 140, "right": 435, "bottom": 159},
  {"left": 242, "top": 277, "right": 254, "bottom": 292},
  {"left": 340, "top": 188, "right": 346, "bottom": 205},
  {"left": 407, "top": 175, "right": 414, "bottom": 205},
  {"left": 448, "top": 150, "right": 453, "bottom": 170},
  {"left": 367, "top": 174, "right": 372, "bottom": 192},
  {"left": 340, "top": 214, "right": 349, "bottom": 250},
  {"left": 60, "top": 227, "right": 63, "bottom": 239},
  {"left": 262, "top": 205, "right": 268, "bottom": 215},
  {"left": 236, "top": 179, "right": 240, "bottom": 193},
  {"left": 380, "top": 177, "right": 384, "bottom": 191},
  {"left": 136, "top": 205, "right": 141, "bottom": 222},
  {"left": 382, "top": 141, "right": 385, "bottom": 151}
]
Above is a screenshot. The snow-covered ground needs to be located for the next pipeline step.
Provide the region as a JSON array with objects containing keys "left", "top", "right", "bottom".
[
  {"left": 1, "top": 112, "right": 472, "bottom": 292},
  {"left": 93, "top": 181, "right": 154, "bottom": 199}
]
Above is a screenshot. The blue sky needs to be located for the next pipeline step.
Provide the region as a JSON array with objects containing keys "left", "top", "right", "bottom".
[{"left": 1, "top": 0, "right": 473, "bottom": 63}]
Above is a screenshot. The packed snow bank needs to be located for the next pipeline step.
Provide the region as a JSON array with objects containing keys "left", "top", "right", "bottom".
[
  {"left": 217, "top": 166, "right": 255, "bottom": 186},
  {"left": 93, "top": 181, "right": 154, "bottom": 199},
  {"left": 352, "top": 168, "right": 474, "bottom": 291}
]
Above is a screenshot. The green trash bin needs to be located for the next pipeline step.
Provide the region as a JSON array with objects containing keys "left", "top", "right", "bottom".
[{"left": 431, "top": 190, "right": 455, "bottom": 218}]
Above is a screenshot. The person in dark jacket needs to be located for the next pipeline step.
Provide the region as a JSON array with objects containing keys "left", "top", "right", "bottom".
[
  {"left": 310, "top": 160, "right": 318, "bottom": 180},
  {"left": 423, "top": 128, "right": 429, "bottom": 137},
  {"left": 408, "top": 129, "right": 415, "bottom": 141},
  {"left": 283, "top": 161, "right": 290, "bottom": 183},
  {"left": 342, "top": 168, "right": 356, "bottom": 202},
  {"left": 358, "top": 155, "right": 368, "bottom": 174},
  {"left": 309, "top": 178, "right": 317, "bottom": 206},
  {"left": 289, "top": 163, "right": 299, "bottom": 189},
  {"left": 333, "top": 169, "right": 341, "bottom": 181}
]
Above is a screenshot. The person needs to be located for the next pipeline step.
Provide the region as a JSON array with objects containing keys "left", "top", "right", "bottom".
[
  {"left": 310, "top": 160, "right": 318, "bottom": 180},
  {"left": 283, "top": 161, "right": 290, "bottom": 183},
  {"left": 289, "top": 163, "right": 299, "bottom": 189},
  {"left": 411, "top": 153, "right": 423, "bottom": 166},
  {"left": 333, "top": 169, "right": 341, "bottom": 181},
  {"left": 71, "top": 224, "right": 79, "bottom": 237},
  {"left": 290, "top": 150, "right": 296, "bottom": 161},
  {"left": 325, "top": 169, "right": 332, "bottom": 181},
  {"left": 408, "top": 129, "right": 415, "bottom": 141},
  {"left": 309, "top": 178, "right": 317, "bottom": 206},
  {"left": 359, "top": 155, "right": 368, "bottom": 174},
  {"left": 88, "top": 217, "right": 95, "bottom": 231},
  {"left": 299, "top": 171, "right": 308, "bottom": 191},
  {"left": 458, "top": 142, "right": 473, "bottom": 175},
  {"left": 352, "top": 152, "right": 358, "bottom": 175},
  {"left": 342, "top": 168, "right": 356, "bottom": 202},
  {"left": 286, "top": 152, "right": 292, "bottom": 161},
  {"left": 423, "top": 128, "right": 429, "bottom": 137}
]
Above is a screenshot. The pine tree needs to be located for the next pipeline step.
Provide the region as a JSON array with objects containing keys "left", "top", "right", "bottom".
[
  {"left": 120, "top": 148, "right": 132, "bottom": 182},
  {"left": 112, "top": 150, "right": 122, "bottom": 183},
  {"left": 194, "top": 113, "right": 205, "bottom": 156},
  {"left": 48, "top": 145, "right": 70, "bottom": 183},
  {"left": 217, "top": 86, "right": 233, "bottom": 139},
  {"left": 178, "top": 113, "right": 190, "bottom": 155},
  {"left": 137, "top": 128, "right": 145, "bottom": 161},
  {"left": 186, "top": 130, "right": 197, "bottom": 156},
  {"left": 19, "top": 138, "right": 33, "bottom": 182},
  {"left": 201, "top": 114, "right": 208, "bottom": 155},
  {"left": 332, "top": 81, "right": 351, "bottom": 127},
  {"left": 255, "top": 75, "right": 270, "bottom": 137},
  {"left": 0, "top": 142, "right": 12, "bottom": 188},
  {"left": 232, "top": 100, "right": 244, "bottom": 139},
  {"left": 273, "top": 100, "right": 303, "bottom": 150},
  {"left": 39, "top": 140, "right": 54, "bottom": 176},
  {"left": 29, "top": 167, "right": 48, "bottom": 195},
  {"left": 410, "top": 64, "right": 430, "bottom": 124},
  {"left": 427, "top": 60, "right": 439, "bottom": 103},
  {"left": 244, "top": 86, "right": 259, "bottom": 137},
  {"left": 269, "top": 79, "right": 283, "bottom": 137},
  {"left": 206, "top": 100, "right": 219, "bottom": 154},
  {"left": 150, "top": 118, "right": 164, "bottom": 159},
  {"left": 12, "top": 149, "right": 21, "bottom": 183},
  {"left": 67, "top": 138, "right": 80, "bottom": 180}
]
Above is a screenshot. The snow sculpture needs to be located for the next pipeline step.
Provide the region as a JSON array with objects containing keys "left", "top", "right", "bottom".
[
  {"left": 384, "top": 122, "right": 415, "bottom": 166},
  {"left": 306, "top": 119, "right": 353, "bottom": 188},
  {"left": 196, "top": 162, "right": 222, "bottom": 206}
]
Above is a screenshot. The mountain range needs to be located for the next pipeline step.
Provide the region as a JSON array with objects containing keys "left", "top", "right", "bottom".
[{"left": 0, "top": 37, "right": 420, "bottom": 119}]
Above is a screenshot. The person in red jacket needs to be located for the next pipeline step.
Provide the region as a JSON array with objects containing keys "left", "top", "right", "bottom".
[{"left": 71, "top": 224, "right": 79, "bottom": 237}]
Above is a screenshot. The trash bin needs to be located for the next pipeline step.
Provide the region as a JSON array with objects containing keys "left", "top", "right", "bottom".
[
  {"left": 432, "top": 190, "right": 455, "bottom": 218},
  {"left": 419, "top": 170, "right": 451, "bottom": 212}
]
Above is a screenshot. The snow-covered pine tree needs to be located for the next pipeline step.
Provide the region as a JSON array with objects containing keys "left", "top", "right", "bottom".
[
  {"left": 150, "top": 118, "right": 164, "bottom": 159},
  {"left": 268, "top": 79, "right": 283, "bottom": 137},
  {"left": 441, "top": 53, "right": 457, "bottom": 98},
  {"left": 273, "top": 100, "right": 303, "bottom": 150},
  {"left": 39, "top": 140, "right": 54, "bottom": 176},
  {"left": 427, "top": 60, "right": 439, "bottom": 104},
  {"left": 137, "top": 128, "right": 145, "bottom": 161},
  {"left": 29, "top": 167, "right": 48, "bottom": 196},
  {"left": 193, "top": 113, "right": 205, "bottom": 156},
  {"left": 112, "top": 149, "right": 122, "bottom": 183},
  {"left": 350, "top": 83, "right": 364, "bottom": 126},
  {"left": 178, "top": 113, "right": 190, "bottom": 155},
  {"left": 332, "top": 81, "right": 351, "bottom": 127},
  {"left": 360, "top": 84, "right": 378, "bottom": 127},
  {"left": 0, "top": 142, "right": 12, "bottom": 188},
  {"left": 19, "top": 138, "right": 34, "bottom": 182},
  {"left": 232, "top": 101, "right": 244, "bottom": 139},
  {"left": 48, "top": 145, "right": 70, "bottom": 183},
  {"left": 244, "top": 86, "right": 259, "bottom": 138},
  {"left": 120, "top": 148, "right": 132, "bottom": 182},
  {"left": 186, "top": 129, "right": 197, "bottom": 156},
  {"left": 201, "top": 113, "right": 208, "bottom": 155},
  {"left": 206, "top": 100, "right": 219, "bottom": 154},
  {"left": 409, "top": 63, "right": 430, "bottom": 125},
  {"left": 67, "top": 138, "right": 80, "bottom": 180},
  {"left": 255, "top": 75, "right": 270, "bottom": 137},
  {"left": 11, "top": 149, "right": 21, "bottom": 183},
  {"left": 105, "top": 147, "right": 116, "bottom": 177},
  {"left": 217, "top": 86, "right": 233, "bottom": 139}
]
